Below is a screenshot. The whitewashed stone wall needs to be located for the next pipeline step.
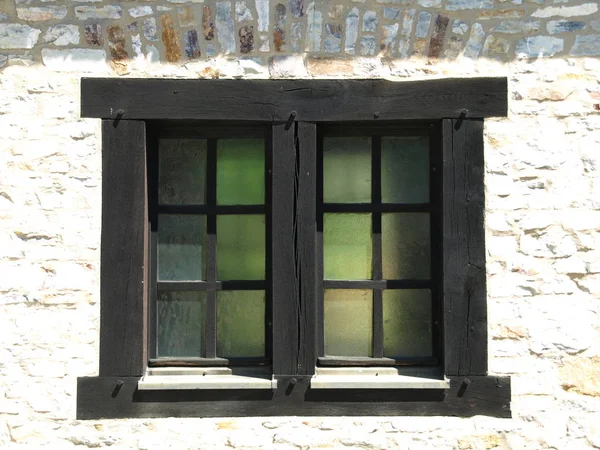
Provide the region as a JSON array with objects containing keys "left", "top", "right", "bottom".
[{"left": 1, "top": 0, "right": 600, "bottom": 448}]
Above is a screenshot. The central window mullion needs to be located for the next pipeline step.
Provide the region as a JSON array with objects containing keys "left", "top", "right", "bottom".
[
  {"left": 205, "top": 138, "right": 218, "bottom": 359},
  {"left": 372, "top": 135, "right": 383, "bottom": 359}
]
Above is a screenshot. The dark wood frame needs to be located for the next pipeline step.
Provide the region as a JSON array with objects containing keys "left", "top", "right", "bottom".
[
  {"left": 78, "top": 78, "right": 510, "bottom": 419},
  {"left": 316, "top": 123, "right": 440, "bottom": 366},
  {"left": 148, "top": 126, "right": 271, "bottom": 366}
]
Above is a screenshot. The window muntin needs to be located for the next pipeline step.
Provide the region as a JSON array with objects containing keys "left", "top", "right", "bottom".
[
  {"left": 150, "top": 128, "right": 271, "bottom": 364},
  {"left": 317, "top": 124, "right": 440, "bottom": 365}
]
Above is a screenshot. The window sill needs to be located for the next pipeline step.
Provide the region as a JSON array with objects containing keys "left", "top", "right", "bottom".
[
  {"left": 138, "top": 367, "right": 277, "bottom": 390},
  {"left": 310, "top": 367, "right": 449, "bottom": 389}
]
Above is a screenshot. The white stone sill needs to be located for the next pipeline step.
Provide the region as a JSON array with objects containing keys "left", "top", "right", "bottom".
[
  {"left": 310, "top": 367, "right": 449, "bottom": 390},
  {"left": 138, "top": 367, "right": 449, "bottom": 390},
  {"left": 138, "top": 367, "right": 277, "bottom": 390}
]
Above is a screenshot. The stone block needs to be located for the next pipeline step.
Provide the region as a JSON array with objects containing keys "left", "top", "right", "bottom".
[
  {"left": 532, "top": 3, "right": 598, "bottom": 18},
  {"left": 75, "top": 5, "right": 122, "bottom": 20},
  {"left": 0, "top": 24, "right": 40, "bottom": 49},
  {"left": 446, "top": 0, "right": 493, "bottom": 11},
  {"left": 570, "top": 35, "right": 600, "bottom": 57},
  {"left": 41, "top": 48, "right": 108, "bottom": 72},
  {"left": 16, "top": 6, "right": 67, "bottom": 22},
  {"left": 547, "top": 20, "right": 585, "bottom": 34},
  {"left": 44, "top": 25, "right": 80, "bottom": 46},
  {"left": 560, "top": 356, "right": 600, "bottom": 397},
  {"left": 517, "top": 36, "right": 564, "bottom": 57}
]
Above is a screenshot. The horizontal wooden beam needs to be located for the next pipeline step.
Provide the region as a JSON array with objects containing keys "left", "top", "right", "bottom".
[
  {"left": 77, "top": 375, "right": 510, "bottom": 419},
  {"left": 81, "top": 78, "right": 507, "bottom": 121}
]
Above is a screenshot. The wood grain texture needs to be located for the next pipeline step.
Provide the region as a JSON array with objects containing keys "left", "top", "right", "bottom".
[
  {"left": 77, "top": 375, "right": 510, "bottom": 419},
  {"left": 442, "top": 119, "right": 487, "bottom": 376},
  {"left": 271, "top": 123, "right": 297, "bottom": 375},
  {"left": 81, "top": 78, "right": 508, "bottom": 121},
  {"left": 100, "top": 120, "right": 147, "bottom": 377},
  {"left": 296, "top": 122, "right": 317, "bottom": 375}
]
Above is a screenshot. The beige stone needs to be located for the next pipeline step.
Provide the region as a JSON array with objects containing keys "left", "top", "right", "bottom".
[
  {"left": 307, "top": 57, "right": 353, "bottom": 76},
  {"left": 560, "top": 356, "right": 600, "bottom": 397}
]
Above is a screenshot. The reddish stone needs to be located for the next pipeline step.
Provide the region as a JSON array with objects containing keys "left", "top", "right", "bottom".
[
  {"left": 161, "top": 14, "right": 181, "bottom": 62},
  {"left": 203, "top": 6, "right": 215, "bottom": 40},
  {"left": 84, "top": 23, "right": 103, "bottom": 47},
  {"left": 107, "top": 25, "right": 128, "bottom": 61},
  {"left": 428, "top": 14, "right": 449, "bottom": 58},
  {"left": 273, "top": 27, "right": 285, "bottom": 51},
  {"left": 239, "top": 25, "right": 254, "bottom": 54}
]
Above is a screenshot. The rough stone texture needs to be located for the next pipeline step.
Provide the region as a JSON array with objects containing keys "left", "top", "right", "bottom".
[
  {"left": 216, "top": 1, "right": 235, "bottom": 54},
  {"left": 2, "top": 0, "right": 600, "bottom": 448},
  {"left": 516, "top": 35, "right": 564, "bottom": 57},
  {"left": 0, "top": 24, "right": 40, "bottom": 49},
  {"left": 43, "top": 25, "right": 80, "bottom": 46},
  {"left": 161, "top": 14, "right": 180, "bottom": 62},
  {"left": 570, "top": 34, "right": 600, "bottom": 56},
  {"left": 16, "top": 7, "right": 67, "bottom": 22}
]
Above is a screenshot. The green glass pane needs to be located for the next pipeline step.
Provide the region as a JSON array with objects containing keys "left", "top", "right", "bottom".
[
  {"left": 158, "top": 214, "right": 206, "bottom": 281},
  {"left": 382, "top": 213, "right": 430, "bottom": 280},
  {"left": 217, "top": 290, "right": 265, "bottom": 357},
  {"left": 324, "top": 289, "right": 372, "bottom": 357},
  {"left": 157, "top": 291, "right": 205, "bottom": 357},
  {"left": 323, "top": 137, "right": 371, "bottom": 203},
  {"left": 217, "top": 139, "right": 265, "bottom": 205},
  {"left": 217, "top": 215, "right": 265, "bottom": 280},
  {"left": 324, "top": 213, "right": 372, "bottom": 280},
  {"left": 383, "top": 290, "right": 432, "bottom": 357},
  {"left": 159, "top": 139, "right": 207, "bottom": 205},
  {"left": 381, "top": 137, "right": 429, "bottom": 203}
]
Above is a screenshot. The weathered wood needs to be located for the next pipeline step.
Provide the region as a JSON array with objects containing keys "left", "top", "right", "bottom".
[
  {"left": 296, "top": 122, "right": 317, "bottom": 376},
  {"left": 271, "top": 123, "right": 297, "bottom": 375},
  {"left": 81, "top": 78, "right": 508, "bottom": 121},
  {"left": 77, "top": 375, "right": 510, "bottom": 419},
  {"left": 442, "top": 119, "right": 487, "bottom": 376},
  {"left": 99, "top": 120, "right": 146, "bottom": 377}
]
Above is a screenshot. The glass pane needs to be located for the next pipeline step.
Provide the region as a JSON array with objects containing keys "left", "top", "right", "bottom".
[
  {"left": 158, "top": 214, "right": 206, "bottom": 281},
  {"left": 382, "top": 213, "right": 430, "bottom": 280},
  {"left": 217, "top": 139, "right": 265, "bottom": 205},
  {"left": 383, "top": 290, "right": 432, "bottom": 357},
  {"left": 324, "top": 213, "right": 372, "bottom": 280},
  {"left": 381, "top": 136, "right": 429, "bottom": 203},
  {"left": 217, "top": 215, "right": 265, "bottom": 280},
  {"left": 217, "top": 290, "right": 265, "bottom": 357},
  {"left": 157, "top": 291, "right": 205, "bottom": 357},
  {"left": 324, "top": 289, "right": 372, "bottom": 357},
  {"left": 159, "top": 139, "right": 207, "bottom": 205},
  {"left": 323, "top": 137, "right": 371, "bottom": 203}
]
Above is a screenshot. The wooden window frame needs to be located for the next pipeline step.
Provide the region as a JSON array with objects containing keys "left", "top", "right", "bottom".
[{"left": 77, "top": 78, "right": 511, "bottom": 419}]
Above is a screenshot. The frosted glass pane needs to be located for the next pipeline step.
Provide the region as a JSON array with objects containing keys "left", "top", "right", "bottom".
[
  {"left": 382, "top": 213, "right": 430, "bottom": 280},
  {"left": 159, "top": 139, "right": 207, "bottom": 204},
  {"left": 158, "top": 214, "right": 206, "bottom": 281},
  {"left": 217, "top": 139, "right": 265, "bottom": 205},
  {"left": 324, "top": 289, "right": 372, "bottom": 357},
  {"left": 323, "top": 137, "right": 371, "bottom": 203},
  {"left": 324, "top": 214, "right": 372, "bottom": 280},
  {"left": 383, "top": 290, "right": 432, "bottom": 357},
  {"left": 157, "top": 291, "right": 205, "bottom": 357},
  {"left": 217, "top": 215, "right": 265, "bottom": 280},
  {"left": 217, "top": 290, "right": 265, "bottom": 357},
  {"left": 381, "top": 137, "right": 429, "bottom": 203}
]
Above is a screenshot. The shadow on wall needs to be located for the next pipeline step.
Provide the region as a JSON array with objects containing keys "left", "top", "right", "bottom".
[{"left": 0, "top": 0, "right": 599, "bottom": 73}]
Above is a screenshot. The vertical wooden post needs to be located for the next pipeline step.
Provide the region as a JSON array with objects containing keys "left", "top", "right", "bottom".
[
  {"left": 99, "top": 120, "right": 147, "bottom": 377},
  {"left": 442, "top": 118, "right": 487, "bottom": 376}
]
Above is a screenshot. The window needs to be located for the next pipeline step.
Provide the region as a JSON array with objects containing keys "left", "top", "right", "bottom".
[{"left": 77, "top": 78, "right": 511, "bottom": 419}]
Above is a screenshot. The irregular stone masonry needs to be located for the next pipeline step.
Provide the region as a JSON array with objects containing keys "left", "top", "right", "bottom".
[
  {"left": 2, "top": 0, "right": 600, "bottom": 448},
  {"left": 1, "top": 0, "right": 600, "bottom": 65}
]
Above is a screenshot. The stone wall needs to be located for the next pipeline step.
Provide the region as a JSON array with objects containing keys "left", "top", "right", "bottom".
[{"left": 1, "top": 0, "right": 600, "bottom": 448}]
